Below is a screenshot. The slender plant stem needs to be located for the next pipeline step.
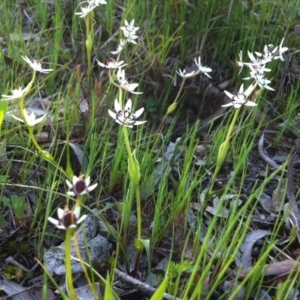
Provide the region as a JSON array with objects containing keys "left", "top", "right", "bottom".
[
  {"left": 73, "top": 232, "right": 98, "bottom": 299},
  {"left": 209, "top": 108, "right": 240, "bottom": 194},
  {"left": 122, "top": 125, "right": 142, "bottom": 242},
  {"left": 151, "top": 77, "right": 187, "bottom": 154},
  {"left": 65, "top": 229, "right": 77, "bottom": 299},
  {"left": 85, "top": 12, "right": 93, "bottom": 85},
  {"left": 134, "top": 183, "right": 142, "bottom": 241},
  {"left": 156, "top": 78, "right": 186, "bottom": 135}
]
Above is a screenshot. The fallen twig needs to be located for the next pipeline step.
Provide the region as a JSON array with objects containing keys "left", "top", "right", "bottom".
[
  {"left": 258, "top": 133, "right": 280, "bottom": 169},
  {"left": 115, "top": 269, "right": 182, "bottom": 300}
]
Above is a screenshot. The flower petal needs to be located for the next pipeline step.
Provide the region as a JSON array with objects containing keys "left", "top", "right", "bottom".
[
  {"left": 124, "top": 99, "right": 132, "bottom": 112},
  {"left": 133, "top": 107, "right": 144, "bottom": 119}
]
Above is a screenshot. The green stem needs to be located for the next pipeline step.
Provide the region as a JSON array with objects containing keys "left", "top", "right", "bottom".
[
  {"left": 122, "top": 125, "right": 142, "bottom": 242},
  {"left": 65, "top": 229, "right": 77, "bottom": 299},
  {"left": 122, "top": 126, "right": 133, "bottom": 165},
  {"left": 135, "top": 183, "right": 142, "bottom": 241},
  {"left": 208, "top": 82, "right": 259, "bottom": 194},
  {"left": 28, "top": 127, "right": 44, "bottom": 152},
  {"left": 73, "top": 232, "right": 98, "bottom": 299},
  {"left": 18, "top": 70, "right": 36, "bottom": 121},
  {"left": 17, "top": 70, "right": 65, "bottom": 173},
  {"left": 156, "top": 78, "right": 186, "bottom": 135},
  {"left": 151, "top": 77, "right": 186, "bottom": 154},
  {"left": 209, "top": 108, "right": 240, "bottom": 194},
  {"left": 85, "top": 12, "right": 93, "bottom": 85}
]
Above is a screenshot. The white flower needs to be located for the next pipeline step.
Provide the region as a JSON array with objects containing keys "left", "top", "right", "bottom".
[
  {"left": 255, "top": 76, "right": 274, "bottom": 91},
  {"left": 108, "top": 99, "right": 146, "bottom": 128},
  {"left": 48, "top": 206, "right": 87, "bottom": 230},
  {"left": 2, "top": 86, "right": 28, "bottom": 100},
  {"left": 120, "top": 20, "right": 139, "bottom": 44},
  {"left": 177, "top": 56, "right": 212, "bottom": 79},
  {"left": 254, "top": 45, "right": 275, "bottom": 64},
  {"left": 11, "top": 109, "right": 47, "bottom": 126},
  {"left": 255, "top": 39, "right": 288, "bottom": 63},
  {"left": 177, "top": 69, "right": 197, "bottom": 78},
  {"left": 247, "top": 52, "right": 272, "bottom": 70},
  {"left": 237, "top": 52, "right": 270, "bottom": 71},
  {"left": 126, "top": 33, "right": 139, "bottom": 44},
  {"left": 22, "top": 56, "right": 53, "bottom": 74},
  {"left": 120, "top": 20, "right": 139, "bottom": 38},
  {"left": 97, "top": 59, "right": 127, "bottom": 69},
  {"left": 117, "top": 67, "right": 126, "bottom": 83},
  {"left": 245, "top": 65, "right": 274, "bottom": 91},
  {"left": 66, "top": 175, "right": 98, "bottom": 197},
  {"left": 273, "top": 38, "right": 288, "bottom": 61},
  {"left": 117, "top": 68, "right": 142, "bottom": 94},
  {"left": 222, "top": 84, "right": 257, "bottom": 108},
  {"left": 75, "top": 5, "right": 94, "bottom": 18},
  {"left": 121, "top": 82, "right": 142, "bottom": 94},
  {"left": 111, "top": 39, "right": 126, "bottom": 55},
  {"left": 194, "top": 57, "right": 212, "bottom": 78},
  {"left": 75, "top": 0, "right": 107, "bottom": 17},
  {"left": 89, "top": 0, "right": 107, "bottom": 5}
]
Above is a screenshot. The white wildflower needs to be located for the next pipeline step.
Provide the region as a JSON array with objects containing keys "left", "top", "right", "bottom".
[
  {"left": 108, "top": 99, "right": 146, "bottom": 128},
  {"left": 48, "top": 206, "right": 86, "bottom": 230},
  {"left": 22, "top": 56, "right": 53, "bottom": 74},
  {"left": 66, "top": 175, "right": 98, "bottom": 197},
  {"left": 2, "top": 86, "right": 28, "bottom": 100},
  {"left": 97, "top": 59, "right": 127, "bottom": 69},
  {"left": 11, "top": 109, "right": 47, "bottom": 126},
  {"left": 222, "top": 84, "right": 257, "bottom": 108}
]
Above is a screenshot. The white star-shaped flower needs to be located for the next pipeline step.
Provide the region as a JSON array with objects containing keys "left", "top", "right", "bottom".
[
  {"left": 126, "top": 33, "right": 139, "bottom": 44},
  {"left": 120, "top": 20, "right": 139, "bottom": 38},
  {"left": 244, "top": 65, "right": 274, "bottom": 91},
  {"left": 22, "top": 56, "right": 53, "bottom": 74},
  {"left": 194, "top": 57, "right": 212, "bottom": 78},
  {"left": 48, "top": 206, "right": 86, "bottom": 230},
  {"left": 11, "top": 109, "right": 47, "bottom": 126},
  {"left": 89, "top": 0, "right": 107, "bottom": 5},
  {"left": 120, "top": 20, "right": 139, "bottom": 44},
  {"left": 177, "top": 69, "right": 197, "bottom": 79},
  {"left": 75, "top": 0, "right": 107, "bottom": 17},
  {"left": 111, "top": 39, "right": 126, "bottom": 55},
  {"left": 75, "top": 5, "right": 94, "bottom": 18},
  {"left": 177, "top": 56, "right": 212, "bottom": 79},
  {"left": 97, "top": 59, "right": 127, "bottom": 69},
  {"left": 272, "top": 38, "right": 288, "bottom": 61},
  {"left": 2, "top": 86, "right": 28, "bottom": 100},
  {"left": 117, "top": 68, "right": 142, "bottom": 94},
  {"left": 108, "top": 99, "right": 146, "bottom": 128},
  {"left": 222, "top": 84, "right": 257, "bottom": 108},
  {"left": 66, "top": 175, "right": 98, "bottom": 197}
]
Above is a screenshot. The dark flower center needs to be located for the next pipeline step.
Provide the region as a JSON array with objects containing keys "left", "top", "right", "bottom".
[
  {"left": 60, "top": 210, "right": 77, "bottom": 228},
  {"left": 73, "top": 179, "right": 87, "bottom": 195}
]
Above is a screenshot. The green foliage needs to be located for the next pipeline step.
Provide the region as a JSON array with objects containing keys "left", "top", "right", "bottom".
[
  {"left": 1, "top": 195, "right": 27, "bottom": 218},
  {"left": 0, "top": 0, "right": 299, "bottom": 299}
]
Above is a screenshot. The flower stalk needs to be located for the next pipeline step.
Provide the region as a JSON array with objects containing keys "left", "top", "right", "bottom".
[
  {"left": 208, "top": 38, "right": 288, "bottom": 194},
  {"left": 5, "top": 57, "right": 59, "bottom": 167},
  {"left": 122, "top": 125, "right": 142, "bottom": 244},
  {"left": 65, "top": 228, "right": 77, "bottom": 299},
  {"left": 48, "top": 176, "right": 97, "bottom": 298}
]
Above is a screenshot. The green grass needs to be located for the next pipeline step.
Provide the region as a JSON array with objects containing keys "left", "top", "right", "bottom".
[{"left": 0, "top": 0, "right": 300, "bottom": 299}]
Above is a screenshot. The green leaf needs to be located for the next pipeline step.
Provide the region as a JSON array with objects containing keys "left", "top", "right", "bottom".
[
  {"left": 1, "top": 197, "right": 12, "bottom": 209},
  {"left": 0, "top": 100, "right": 7, "bottom": 130},
  {"left": 150, "top": 276, "right": 169, "bottom": 300},
  {"left": 104, "top": 273, "right": 115, "bottom": 300}
]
